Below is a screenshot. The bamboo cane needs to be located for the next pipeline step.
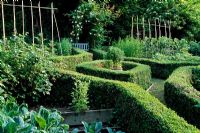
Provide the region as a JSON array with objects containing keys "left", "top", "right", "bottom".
[
  {"left": 1, "top": 1, "right": 6, "bottom": 46},
  {"left": 30, "top": 0, "right": 34, "bottom": 46},
  {"left": 38, "top": 1, "right": 44, "bottom": 56}
]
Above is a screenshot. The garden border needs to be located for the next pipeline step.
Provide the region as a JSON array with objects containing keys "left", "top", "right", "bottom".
[
  {"left": 164, "top": 66, "right": 200, "bottom": 128},
  {"left": 124, "top": 57, "right": 200, "bottom": 79},
  {"left": 43, "top": 69, "right": 200, "bottom": 133},
  {"left": 91, "top": 48, "right": 200, "bottom": 79},
  {"left": 50, "top": 48, "right": 93, "bottom": 71},
  {"left": 76, "top": 60, "right": 151, "bottom": 89}
]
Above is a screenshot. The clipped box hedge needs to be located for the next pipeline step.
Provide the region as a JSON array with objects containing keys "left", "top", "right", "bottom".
[
  {"left": 91, "top": 49, "right": 107, "bottom": 60},
  {"left": 124, "top": 57, "right": 200, "bottom": 79},
  {"left": 50, "top": 48, "right": 93, "bottom": 71},
  {"left": 91, "top": 49, "right": 200, "bottom": 79},
  {"left": 165, "top": 66, "right": 200, "bottom": 128},
  {"left": 44, "top": 69, "right": 199, "bottom": 133},
  {"left": 76, "top": 60, "right": 151, "bottom": 89}
]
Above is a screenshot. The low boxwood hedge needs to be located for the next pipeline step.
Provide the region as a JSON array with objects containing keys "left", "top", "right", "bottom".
[
  {"left": 50, "top": 48, "right": 93, "bottom": 71},
  {"left": 91, "top": 48, "right": 107, "bottom": 60},
  {"left": 165, "top": 66, "right": 200, "bottom": 128},
  {"left": 91, "top": 49, "right": 200, "bottom": 79},
  {"left": 76, "top": 60, "right": 151, "bottom": 89},
  {"left": 43, "top": 69, "right": 199, "bottom": 133},
  {"left": 124, "top": 57, "right": 200, "bottom": 79}
]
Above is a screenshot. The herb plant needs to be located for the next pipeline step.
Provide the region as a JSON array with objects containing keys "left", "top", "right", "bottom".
[
  {"left": 106, "top": 47, "right": 124, "bottom": 70},
  {"left": 56, "top": 38, "right": 73, "bottom": 56},
  {"left": 114, "top": 37, "right": 144, "bottom": 57},
  {"left": 71, "top": 79, "right": 89, "bottom": 112}
]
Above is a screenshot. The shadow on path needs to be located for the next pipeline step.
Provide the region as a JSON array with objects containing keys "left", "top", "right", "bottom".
[{"left": 148, "top": 78, "right": 166, "bottom": 105}]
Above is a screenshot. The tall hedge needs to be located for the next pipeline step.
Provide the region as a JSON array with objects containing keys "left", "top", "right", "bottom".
[
  {"left": 50, "top": 48, "right": 93, "bottom": 71},
  {"left": 165, "top": 66, "right": 200, "bottom": 128},
  {"left": 76, "top": 60, "right": 151, "bottom": 89},
  {"left": 43, "top": 69, "right": 199, "bottom": 133}
]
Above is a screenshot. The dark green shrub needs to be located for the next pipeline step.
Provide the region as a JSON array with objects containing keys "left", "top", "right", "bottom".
[
  {"left": 56, "top": 38, "right": 72, "bottom": 56},
  {"left": 165, "top": 66, "right": 200, "bottom": 128},
  {"left": 189, "top": 41, "right": 200, "bottom": 56},
  {"left": 45, "top": 69, "right": 199, "bottom": 132},
  {"left": 114, "top": 37, "right": 144, "bottom": 57},
  {"left": 76, "top": 60, "right": 151, "bottom": 89},
  {"left": 50, "top": 48, "right": 93, "bottom": 71},
  {"left": 71, "top": 79, "right": 89, "bottom": 112}
]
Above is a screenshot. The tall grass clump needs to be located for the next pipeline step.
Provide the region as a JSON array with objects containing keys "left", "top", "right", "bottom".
[
  {"left": 114, "top": 37, "right": 144, "bottom": 57},
  {"left": 56, "top": 38, "right": 73, "bottom": 56}
]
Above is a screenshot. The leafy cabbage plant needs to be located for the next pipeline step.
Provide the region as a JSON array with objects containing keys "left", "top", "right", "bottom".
[{"left": 0, "top": 97, "right": 69, "bottom": 133}]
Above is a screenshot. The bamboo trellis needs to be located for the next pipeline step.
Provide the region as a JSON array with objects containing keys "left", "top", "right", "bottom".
[
  {"left": 131, "top": 16, "right": 172, "bottom": 39},
  {"left": 0, "top": 0, "right": 61, "bottom": 55}
]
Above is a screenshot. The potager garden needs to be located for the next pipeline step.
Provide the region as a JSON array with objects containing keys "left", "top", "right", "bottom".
[{"left": 1, "top": 0, "right": 200, "bottom": 133}]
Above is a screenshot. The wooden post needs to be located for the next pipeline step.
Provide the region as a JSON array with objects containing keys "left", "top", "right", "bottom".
[
  {"left": 137, "top": 16, "right": 139, "bottom": 39},
  {"left": 22, "top": 0, "right": 25, "bottom": 37},
  {"left": 13, "top": 0, "right": 17, "bottom": 36},
  {"left": 51, "top": 2, "right": 54, "bottom": 54},
  {"left": 155, "top": 19, "right": 157, "bottom": 38},
  {"left": 158, "top": 18, "right": 161, "bottom": 37},
  {"left": 131, "top": 16, "right": 134, "bottom": 38},
  {"left": 168, "top": 20, "right": 171, "bottom": 38},
  {"left": 164, "top": 20, "right": 167, "bottom": 37},
  {"left": 148, "top": 19, "right": 151, "bottom": 38},
  {"left": 142, "top": 17, "right": 145, "bottom": 39},
  {"left": 54, "top": 13, "right": 62, "bottom": 55},
  {"left": 30, "top": 0, "right": 35, "bottom": 46},
  {"left": 1, "top": 1, "right": 6, "bottom": 46},
  {"left": 38, "top": 1, "right": 44, "bottom": 56}
]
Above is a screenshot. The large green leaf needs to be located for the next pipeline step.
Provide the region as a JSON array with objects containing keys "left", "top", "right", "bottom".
[
  {"left": 4, "top": 121, "right": 18, "bottom": 133},
  {"left": 34, "top": 114, "right": 46, "bottom": 129},
  {"left": 71, "top": 128, "right": 79, "bottom": 133},
  {"left": 19, "top": 104, "right": 29, "bottom": 116},
  {"left": 95, "top": 122, "right": 102, "bottom": 133},
  {"left": 60, "top": 124, "right": 69, "bottom": 131},
  {"left": 38, "top": 106, "right": 50, "bottom": 122},
  {"left": 48, "top": 111, "right": 63, "bottom": 126},
  {"left": 13, "top": 116, "right": 24, "bottom": 127},
  {"left": 82, "top": 121, "right": 89, "bottom": 132},
  {"left": 107, "top": 127, "right": 114, "bottom": 133},
  {"left": 16, "top": 124, "right": 34, "bottom": 133}
]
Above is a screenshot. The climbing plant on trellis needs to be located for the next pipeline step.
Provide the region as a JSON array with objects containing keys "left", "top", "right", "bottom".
[{"left": 0, "top": 0, "right": 61, "bottom": 54}]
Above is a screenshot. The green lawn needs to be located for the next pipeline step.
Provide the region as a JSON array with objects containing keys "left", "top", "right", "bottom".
[{"left": 148, "top": 78, "right": 166, "bottom": 104}]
